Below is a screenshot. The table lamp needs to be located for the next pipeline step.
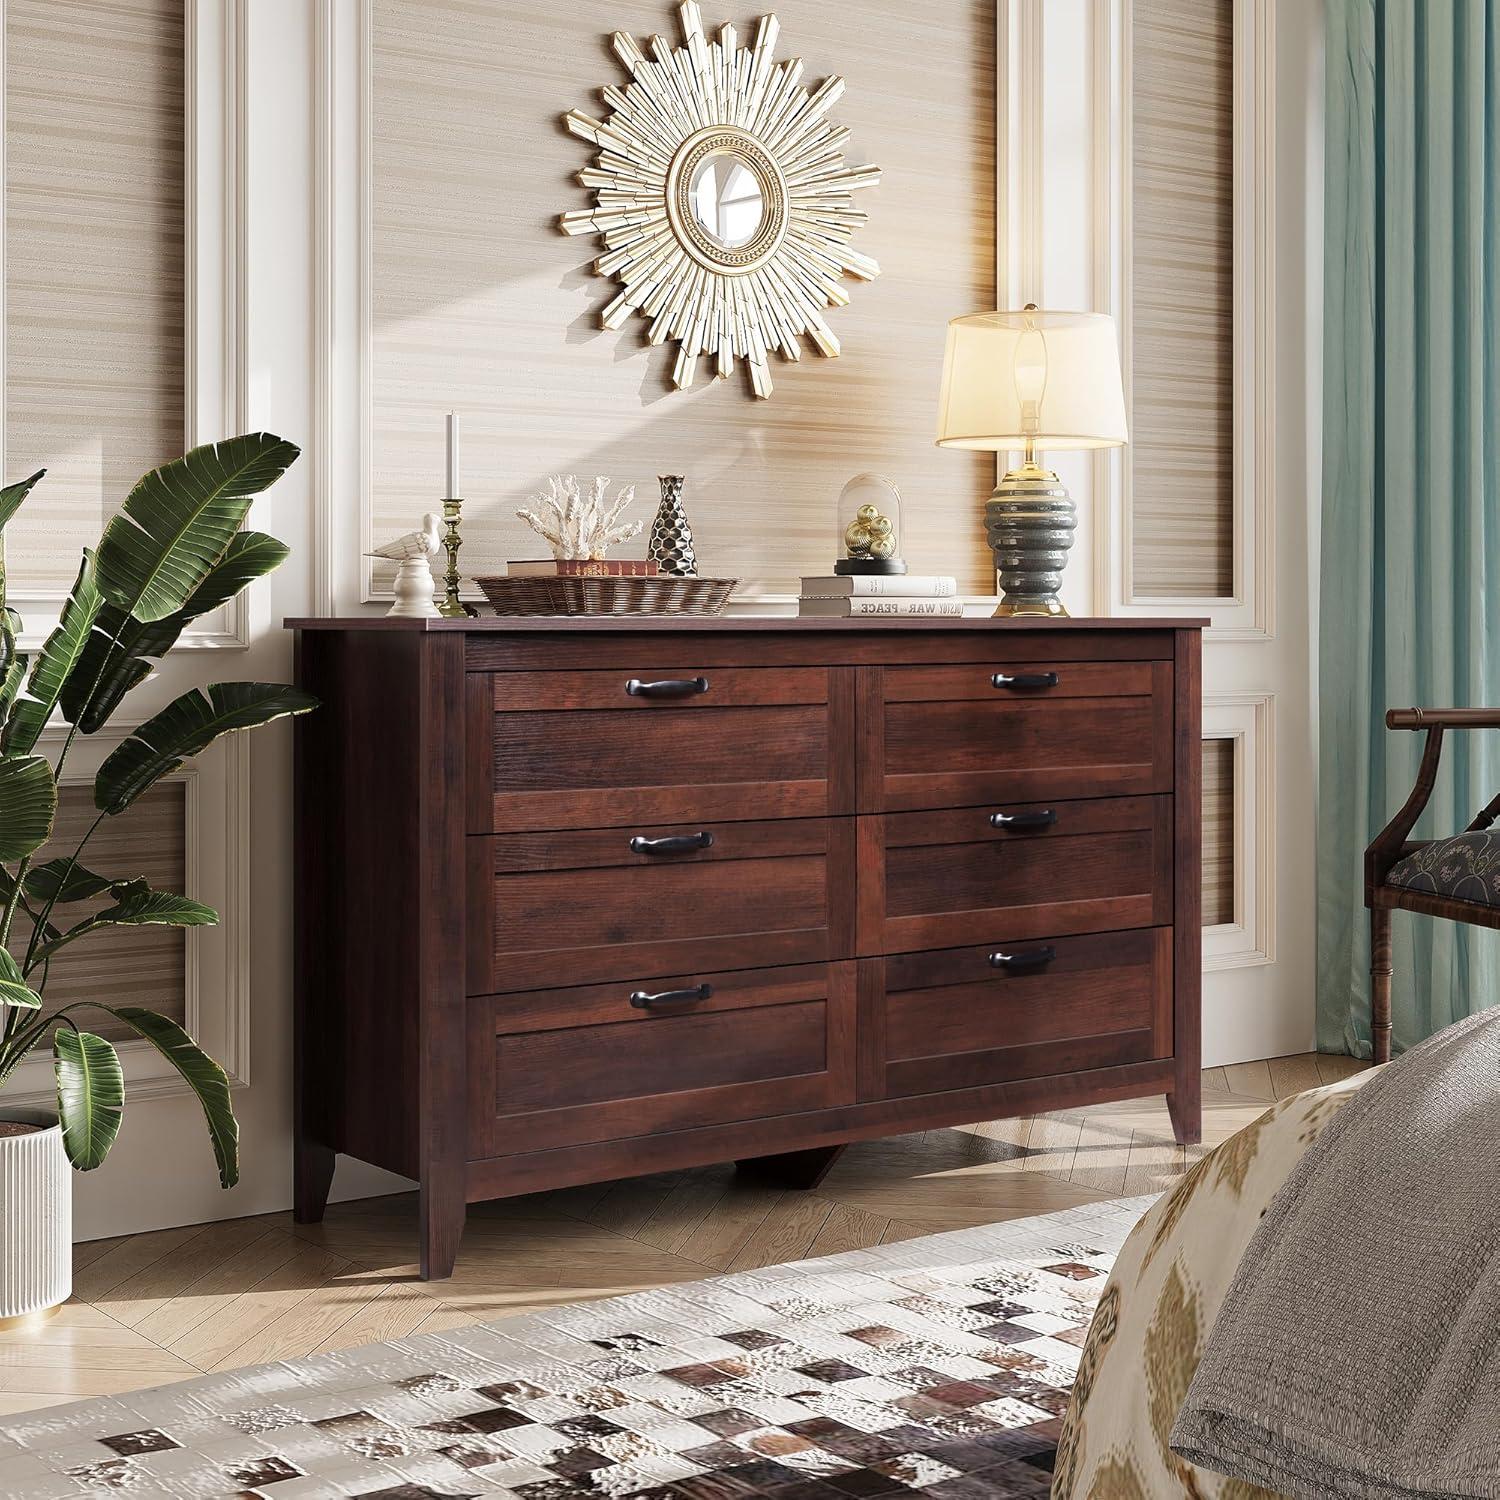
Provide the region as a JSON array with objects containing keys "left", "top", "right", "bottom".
[{"left": 936, "top": 305, "right": 1127, "bottom": 616}]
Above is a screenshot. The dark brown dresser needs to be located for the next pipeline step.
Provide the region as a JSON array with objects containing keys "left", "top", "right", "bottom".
[{"left": 288, "top": 617, "right": 1202, "bottom": 1279}]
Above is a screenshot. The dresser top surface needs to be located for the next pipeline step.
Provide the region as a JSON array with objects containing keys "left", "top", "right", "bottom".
[{"left": 285, "top": 614, "right": 1208, "bottom": 633}]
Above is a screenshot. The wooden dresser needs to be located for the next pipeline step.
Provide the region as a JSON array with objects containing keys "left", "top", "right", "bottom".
[{"left": 289, "top": 616, "right": 1202, "bottom": 1279}]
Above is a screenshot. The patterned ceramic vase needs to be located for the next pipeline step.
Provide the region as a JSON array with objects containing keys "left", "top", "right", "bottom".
[
  {"left": 0, "top": 1108, "right": 70, "bottom": 1325},
  {"left": 649, "top": 475, "right": 697, "bottom": 577}
]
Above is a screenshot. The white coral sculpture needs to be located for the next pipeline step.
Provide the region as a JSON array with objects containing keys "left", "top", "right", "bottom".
[{"left": 516, "top": 474, "right": 643, "bottom": 560}]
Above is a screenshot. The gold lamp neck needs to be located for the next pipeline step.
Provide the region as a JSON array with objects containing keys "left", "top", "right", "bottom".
[{"left": 1006, "top": 437, "right": 1057, "bottom": 483}]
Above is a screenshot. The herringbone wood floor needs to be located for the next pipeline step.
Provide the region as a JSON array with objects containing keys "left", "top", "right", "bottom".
[{"left": 1, "top": 1053, "right": 1366, "bottom": 1417}]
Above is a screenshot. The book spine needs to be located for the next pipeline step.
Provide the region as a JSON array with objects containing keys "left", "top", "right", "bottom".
[
  {"left": 800, "top": 575, "right": 958, "bottom": 597},
  {"left": 801, "top": 598, "right": 966, "bottom": 617},
  {"left": 845, "top": 575, "right": 957, "bottom": 597}
]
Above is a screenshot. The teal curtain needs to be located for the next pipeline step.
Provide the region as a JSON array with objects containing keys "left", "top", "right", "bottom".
[{"left": 1320, "top": 0, "right": 1500, "bottom": 1055}]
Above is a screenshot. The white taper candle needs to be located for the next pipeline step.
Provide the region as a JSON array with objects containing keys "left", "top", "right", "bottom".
[{"left": 445, "top": 412, "right": 460, "bottom": 497}]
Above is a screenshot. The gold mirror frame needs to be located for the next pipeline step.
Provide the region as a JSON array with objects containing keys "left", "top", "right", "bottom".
[
  {"left": 560, "top": 2, "right": 882, "bottom": 398},
  {"left": 667, "top": 128, "right": 787, "bottom": 272}
]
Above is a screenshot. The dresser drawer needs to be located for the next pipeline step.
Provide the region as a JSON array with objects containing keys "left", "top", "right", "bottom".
[
  {"left": 866, "top": 660, "right": 1173, "bottom": 811},
  {"left": 859, "top": 796, "right": 1172, "bottom": 953},
  {"left": 864, "top": 929, "right": 1172, "bottom": 1100},
  {"left": 466, "top": 817, "right": 856, "bottom": 993},
  {"left": 471, "top": 667, "right": 850, "bottom": 832},
  {"left": 468, "top": 962, "right": 856, "bottom": 1156}
]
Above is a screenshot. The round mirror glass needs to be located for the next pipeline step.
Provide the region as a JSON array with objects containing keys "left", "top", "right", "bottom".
[{"left": 687, "top": 150, "right": 766, "bottom": 249}]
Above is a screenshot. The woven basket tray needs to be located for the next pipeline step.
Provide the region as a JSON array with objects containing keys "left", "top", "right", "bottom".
[{"left": 476, "top": 574, "right": 738, "bottom": 617}]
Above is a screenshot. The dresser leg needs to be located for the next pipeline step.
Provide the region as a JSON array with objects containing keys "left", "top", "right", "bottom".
[
  {"left": 419, "top": 1178, "right": 465, "bottom": 1281},
  {"left": 735, "top": 1144, "right": 848, "bottom": 1190},
  {"left": 1166, "top": 1073, "right": 1202, "bottom": 1146},
  {"left": 293, "top": 1139, "right": 335, "bottom": 1224}
]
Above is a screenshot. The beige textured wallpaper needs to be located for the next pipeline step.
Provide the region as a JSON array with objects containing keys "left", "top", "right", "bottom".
[
  {"left": 5, "top": 0, "right": 185, "bottom": 596},
  {"left": 371, "top": 0, "right": 996, "bottom": 596},
  {"left": 1202, "top": 736, "right": 1233, "bottom": 927},
  {"left": 1130, "top": 0, "right": 1233, "bottom": 599}
]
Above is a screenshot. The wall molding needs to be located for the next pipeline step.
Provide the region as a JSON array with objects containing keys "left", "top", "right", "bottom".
[
  {"left": 1095, "top": 0, "right": 1276, "bottom": 640},
  {"left": 3, "top": 0, "right": 252, "bottom": 649},
  {"left": 5, "top": 725, "right": 252, "bottom": 1109},
  {"left": 311, "top": 0, "right": 336, "bottom": 618},
  {"left": 1202, "top": 691, "right": 1276, "bottom": 971}
]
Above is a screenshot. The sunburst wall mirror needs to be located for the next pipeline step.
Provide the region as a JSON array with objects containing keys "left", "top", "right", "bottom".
[{"left": 559, "top": 2, "right": 882, "bottom": 398}]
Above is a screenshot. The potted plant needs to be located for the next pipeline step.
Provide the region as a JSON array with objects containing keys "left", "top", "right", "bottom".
[{"left": 0, "top": 433, "right": 313, "bottom": 1326}]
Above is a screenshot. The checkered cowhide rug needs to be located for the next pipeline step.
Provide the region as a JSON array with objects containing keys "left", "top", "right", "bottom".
[{"left": 0, "top": 1197, "right": 1152, "bottom": 1498}]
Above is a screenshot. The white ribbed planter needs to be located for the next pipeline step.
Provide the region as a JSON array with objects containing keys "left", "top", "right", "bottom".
[{"left": 0, "top": 1108, "right": 71, "bottom": 1323}]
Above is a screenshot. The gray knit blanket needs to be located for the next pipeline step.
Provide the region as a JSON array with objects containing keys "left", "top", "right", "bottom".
[{"left": 1171, "top": 1007, "right": 1500, "bottom": 1499}]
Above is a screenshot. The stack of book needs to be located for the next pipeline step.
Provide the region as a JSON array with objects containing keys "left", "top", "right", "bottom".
[{"left": 797, "top": 573, "right": 962, "bottom": 617}]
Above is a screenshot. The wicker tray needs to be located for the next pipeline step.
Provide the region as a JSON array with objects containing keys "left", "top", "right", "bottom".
[{"left": 476, "top": 573, "right": 738, "bottom": 617}]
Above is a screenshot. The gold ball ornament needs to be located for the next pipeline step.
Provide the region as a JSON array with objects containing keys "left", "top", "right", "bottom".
[
  {"left": 855, "top": 503, "right": 881, "bottom": 522},
  {"left": 844, "top": 521, "right": 873, "bottom": 556},
  {"left": 869, "top": 533, "right": 896, "bottom": 559}
]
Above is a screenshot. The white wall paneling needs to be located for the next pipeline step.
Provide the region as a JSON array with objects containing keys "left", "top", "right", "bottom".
[
  {"left": 1094, "top": 0, "right": 1274, "bottom": 638},
  {"left": 998, "top": 0, "right": 1320, "bottom": 1063},
  {"left": 1202, "top": 692, "right": 1275, "bottom": 972},
  {"left": 2, "top": 0, "right": 249, "bottom": 650}
]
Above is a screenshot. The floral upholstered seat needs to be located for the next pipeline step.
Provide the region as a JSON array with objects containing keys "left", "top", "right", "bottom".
[{"left": 1385, "top": 831, "right": 1500, "bottom": 905}]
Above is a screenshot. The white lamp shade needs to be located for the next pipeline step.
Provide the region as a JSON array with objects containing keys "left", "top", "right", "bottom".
[{"left": 935, "top": 309, "right": 1128, "bottom": 451}]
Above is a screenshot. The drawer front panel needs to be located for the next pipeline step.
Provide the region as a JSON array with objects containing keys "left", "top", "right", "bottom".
[
  {"left": 469, "top": 961, "right": 856, "bottom": 1155},
  {"left": 861, "top": 797, "right": 1172, "bottom": 953},
  {"left": 476, "top": 668, "right": 850, "bottom": 831},
  {"left": 467, "top": 817, "right": 856, "bottom": 993},
  {"left": 869, "top": 661, "right": 1172, "bottom": 811},
  {"left": 866, "top": 928, "right": 1172, "bottom": 1100}
]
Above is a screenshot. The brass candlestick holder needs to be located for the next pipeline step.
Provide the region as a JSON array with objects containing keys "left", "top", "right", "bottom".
[{"left": 437, "top": 497, "right": 477, "bottom": 618}]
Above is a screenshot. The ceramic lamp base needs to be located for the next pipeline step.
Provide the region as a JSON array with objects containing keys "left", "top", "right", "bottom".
[{"left": 984, "top": 463, "right": 1077, "bottom": 617}]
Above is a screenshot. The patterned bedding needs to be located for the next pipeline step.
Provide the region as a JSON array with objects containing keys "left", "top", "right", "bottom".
[{"left": 1052, "top": 1070, "right": 1375, "bottom": 1500}]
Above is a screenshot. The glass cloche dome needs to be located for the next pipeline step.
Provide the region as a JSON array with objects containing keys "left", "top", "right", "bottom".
[{"left": 835, "top": 473, "right": 906, "bottom": 576}]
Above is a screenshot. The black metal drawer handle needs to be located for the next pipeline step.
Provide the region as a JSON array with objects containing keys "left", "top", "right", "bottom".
[
  {"left": 630, "top": 982, "right": 713, "bottom": 1010},
  {"left": 989, "top": 808, "right": 1058, "bottom": 830},
  {"left": 629, "top": 831, "right": 715, "bottom": 855},
  {"left": 988, "top": 945, "right": 1056, "bottom": 971},
  {"left": 991, "top": 671, "right": 1059, "bottom": 691},
  {"left": 625, "top": 676, "right": 709, "bottom": 698}
]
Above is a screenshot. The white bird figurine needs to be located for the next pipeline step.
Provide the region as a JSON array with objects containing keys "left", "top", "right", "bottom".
[
  {"left": 368, "top": 512, "right": 443, "bottom": 618},
  {"left": 368, "top": 512, "right": 442, "bottom": 562}
]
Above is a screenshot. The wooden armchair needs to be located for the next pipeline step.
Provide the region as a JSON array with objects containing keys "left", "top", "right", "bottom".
[{"left": 1365, "top": 707, "right": 1500, "bottom": 1062}]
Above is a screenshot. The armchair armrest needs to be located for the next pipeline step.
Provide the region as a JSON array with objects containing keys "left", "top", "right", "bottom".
[
  {"left": 1365, "top": 724, "right": 1447, "bottom": 893},
  {"left": 1386, "top": 707, "right": 1500, "bottom": 729}
]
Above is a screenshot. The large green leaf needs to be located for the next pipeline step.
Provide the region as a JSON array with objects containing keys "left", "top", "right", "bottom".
[
  {"left": 0, "top": 469, "right": 45, "bottom": 534},
  {"left": 0, "top": 472, "right": 44, "bottom": 622},
  {"left": 0, "top": 627, "right": 27, "bottom": 719},
  {"left": 22, "top": 859, "right": 113, "bottom": 904},
  {"left": 63, "top": 531, "right": 290, "bottom": 734},
  {"left": 94, "top": 683, "right": 317, "bottom": 815},
  {"left": 6, "top": 551, "right": 102, "bottom": 755},
  {"left": 105, "top": 1007, "right": 238, "bottom": 1188},
  {"left": 0, "top": 753, "right": 56, "bottom": 860},
  {"left": 53, "top": 1028, "right": 124, "bottom": 1170},
  {"left": 30, "top": 879, "right": 218, "bottom": 964},
  {"left": 94, "top": 434, "right": 299, "bottom": 625},
  {"left": 0, "top": 949, "right": 41, "bottom": 1011}
]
